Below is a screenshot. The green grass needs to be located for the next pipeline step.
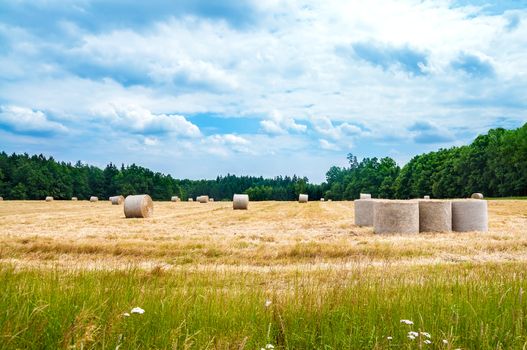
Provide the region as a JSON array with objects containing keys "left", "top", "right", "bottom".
[
  {"left": 1, "top": 263, "right": 526, "bottom": 349},
  {"left": 485, "top": 196, "right": 527, "bottom": 200}
]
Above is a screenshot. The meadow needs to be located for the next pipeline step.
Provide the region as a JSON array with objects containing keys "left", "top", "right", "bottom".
[{"left": 0, "top": 200, "right": 526, "bottom": 349}]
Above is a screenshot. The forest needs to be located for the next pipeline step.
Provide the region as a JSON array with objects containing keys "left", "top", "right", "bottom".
[{"left": 0, "top": 123, "right": 525, "bottom": 200}]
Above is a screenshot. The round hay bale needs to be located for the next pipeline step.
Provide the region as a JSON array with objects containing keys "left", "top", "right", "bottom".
[
  {"left": 320, "top": 198, "right": 325, "bottom": 201},
  {"left": 110, "top": 195, "right": 124, "bottom": 205},
  {"left": 0, "top": 197, "right": 3, "bottom": 201},
  {"left": 171, "top": 196, "right": 179, "bottom": 202},
  {"left": 452, "top": 199, "right": 488, "bottom": 232},
  {"left": 124, "top": 194, "right": 153, "bottom": 218},
  {"left": 328, "top": 199, "right": 332, "bottom": 202},
  {"left": 45, "top": 196, "right": 53, "bottom": 202},
  {"left": 210, "top": 198, "right": 214, "bottom": 202},
  {"left": 233, "top": 194, "right": 249, "bottom": 210},
  {"left": 471, "top": 193, "right": 484, "bottom": 199},
  {"left": 299, "top": 194, "right": 308, "bottom": 203},
  {"left": 354, "top": 199, "right": 375, "bottom": 226},
  {"left": 198, "top": 195, "right": 209, "bottom": 203},
  {"left": 360, "top": 193, "right": 372, "bottom": 199},
  {"left": 71, "top": 197, "right": 78, "bottom": 201},
  {"left": 188, "top": 198, "right": 193, "bottom": 202},
  {"left": 90, "top": 196, "right": 98, "bottom": 202},
  {"left": 373, "top": 200, "right": 419, "bottom": 234},
  {"left": 418, "top": 200, "right": 452, "bottom": 232},
  {"left": 423, "top": 195, "right": 430, "bottom": 200}
]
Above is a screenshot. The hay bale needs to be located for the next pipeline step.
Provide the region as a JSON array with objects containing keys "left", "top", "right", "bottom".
[
  {"left": 354, "top": 199, "right": 375, "bottom": 226},
  {"left": 423, "top": 195, "right": 430, "bottom": 200},
  {"left": 45, "top": 196, "right": 53, "bottom": 202},
  {"left": 110, "top": 195, "right": 124, "bottom": 205},
  {"left": 419, "top": 200, "right": 452, "bottom": 232},
  {"left": 373, "top": 200, "right": 419, "bottom": 234},
  {"left": 188, "top": 198, "right": 193, "bottom": 202},
  {"left": 233, "top": 194, "right": 249, "bottom": 210},
  {"left": 328, "top": 199, "right": 332, "bottom": 202},
  {"left": 299, "top": 194, "right": 308, "bottom": 203},
  {"left": 71, "top": 197, "right": 78, "bottom": 201},
  {"left": 171, "top": 196, "right": 179, "bottom": 202},
  {"left": 320, "top": 198, "right": 325, "bottom": 201},
  {"left": 210, "top": 198, "right": 214, "bottom": 202},
  {"left": 452, "top": 199, "right": 488, "bottom": 232},
  {"left": 360, "top": 193, "right": 372, "bottom": 199},
  {"left": 124, "top": 194, "right": 153, "bottom": 218},
  {"left": 198, "top": 195, "right": 209, "bottom": 203},
  {"left": 90, "top": 196, "right": 98, "bottom": 202},
  {"left": 0, "top": 197, "right": 3, "bottom": 201},
  {"left": 471, "top": 193, "right": 484, "bottom": 199}
]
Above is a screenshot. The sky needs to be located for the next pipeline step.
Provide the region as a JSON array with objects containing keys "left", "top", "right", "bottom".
[{"left": 0, "top": 0, "right": 526, "bottom": 183}]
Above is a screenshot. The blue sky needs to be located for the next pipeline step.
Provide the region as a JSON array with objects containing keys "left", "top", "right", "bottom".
[{"left": 0, "top": 0, "right": 526, "bottom": 183}]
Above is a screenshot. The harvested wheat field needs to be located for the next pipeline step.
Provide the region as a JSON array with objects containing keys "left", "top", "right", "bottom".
[{"left": 1, "top": 200, "right": 527, "bottom": 349}]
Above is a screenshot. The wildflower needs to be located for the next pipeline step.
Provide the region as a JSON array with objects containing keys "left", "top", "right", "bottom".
[
  {"left": 387, "top": 336, "right": 393, "bottom": 340},
  {"left": 131, "top": 307, "right": 145, "bottom": 314},
  {"left": 400, "top": 319, "right": 414, "bottom": 325},
  {"left": 408, "top": 334, "right": 416, "bottom": 340},
  {"left": 421, "top": 332, "right": 431, "bottom": 338},
  {"left": 408, "top": 331, "right": 419, "bottom": 337},
  {"left": 424, "top": 340, "right": 432, "bottom": 345},
  {"left": 122, "top": 312, "right": 130, "bottom": 317},
  {"left": 265, "top": 300, "right": 272, "bottom": 308},
  {"left": 443, "top": 339, "right": 448, "bottom": 344},
  {"left": 265, "top": 345, "right": 274, "bottom": 349}
]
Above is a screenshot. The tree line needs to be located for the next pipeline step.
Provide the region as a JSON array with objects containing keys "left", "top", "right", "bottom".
[{"left": 0, "top": 123, "right": 525, "bottom": 200}]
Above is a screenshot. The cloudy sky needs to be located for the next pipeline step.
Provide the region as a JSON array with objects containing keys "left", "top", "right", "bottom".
[{"left": 0, "top": 0, "right": 526, "bottom": 182}]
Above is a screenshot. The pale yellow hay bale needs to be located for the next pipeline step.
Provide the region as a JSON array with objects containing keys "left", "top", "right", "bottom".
[
  {"left": 423, "top": 195, "right": 430, "bottom": 200},
  {"left": 373, "top": 200, "right": 419, "bottom": 234},
  {"left": 360, "top": 193, "right": 372, "bottom": 199},
  {"left": 45, "top": 196, "right": 53, "bottom": 202},
  {"left": 233, "top": 194, "right": 249, "bottom": 210},
  {"left": 188, "top": 198, "right": 193, "bottom": 202},
  {"left": 452, "top": 199, "right": 488, "bottom": 232},
  {"left": 90, "top": 196, "right": 98, "bottom": 202},
  {"left": 298, "top": 194, "right": 308, "bottom": 203},
  {"left": 320, "top": 198, "right": 325, "bottom": 201},
  {"left": 109, "top": 195, "right": 124, "bottom": 205},
  {"left": 198, "top": 195, "right": 209, "bottom": 203},
  {"left": 210, "top": 198, "right": 214, "bottom": 202},
  {"left": 471, "top": 193, "right": 484, "bottom": 199},
  {"left": 124, "top": 194, "right": 153, "bottom": 218},
  {"left": 71, "top": 197, "right": 78, "bottom": 201},
  {"left": 418, "top": 200, "right": 452, "bottom": 232},
  {"left": 354, "top": 199, "right": 375, "bottom": 227}
]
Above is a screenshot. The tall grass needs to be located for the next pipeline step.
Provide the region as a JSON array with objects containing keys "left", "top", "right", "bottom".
[{"left": 1, "top": 262, "right": 526, "bottom": 349}]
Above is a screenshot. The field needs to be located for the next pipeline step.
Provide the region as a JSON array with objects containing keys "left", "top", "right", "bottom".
[{"left": 1, "top": 200, "right": 527, "bottom": 349}]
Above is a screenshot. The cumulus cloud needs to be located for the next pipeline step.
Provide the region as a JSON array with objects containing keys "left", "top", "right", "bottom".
[
  {"left": 94, "top": 104, "right": 201, "bottom": 137},
  {"left": 202, "top": 133, "right": 251, "bottom": 156},
  {"left": 408, "top": 121, "right": 455, "bottom": 144},
  {"left": 0, "top": 105, "right": 67, "bottom": 135},
  {"left": 451, "top": 52, "right": 495, "bottom": 78},
  {"left": 311, "top": 116, "right": 363, "bottom": 141},
  {"left": 319, "top": 139, "right": 341, "bottom": 151},
  {"left": 260, "top": 110, "right": 307, "bottom": 135}
]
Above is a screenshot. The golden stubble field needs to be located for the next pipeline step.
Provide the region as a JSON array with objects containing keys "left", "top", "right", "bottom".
[{"left": 0, "top": 200, "right": 526, "bottom": 272}]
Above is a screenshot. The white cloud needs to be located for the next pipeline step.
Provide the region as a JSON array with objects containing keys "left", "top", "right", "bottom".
[
  {"left": 319, "top": 139, "right": 341, "bottom": 151},
  {"left": 93, "top": 104, "right": 200, "bottom": 137},
  {"left": 0, "top": 105, "right": 67, "bottom": 134},
  {"left": 144, "top": 137, "right": 158, "bottom": 146},
  {"left": 260, "top": 110, "right": 307, "bottom": 134}
]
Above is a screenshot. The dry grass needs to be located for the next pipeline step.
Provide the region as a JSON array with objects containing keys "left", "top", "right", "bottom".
[{"left": 0, "top": 200, "right": 526, "bottom": 271}]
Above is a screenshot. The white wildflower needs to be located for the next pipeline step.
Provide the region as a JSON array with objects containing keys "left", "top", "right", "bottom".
[
  {"left": 421, "top": 332, "right": 431, "bottom": 338},
  {"left": 408, "top": 335, "right": 416, "bottom": 340},
  {"left": 443, "top": 339, "right": 449, "bottom": 344},
  {"left": 265, "top": 344, "right": 274, "bottom": 349},
  {"left": 408, "top": 331, "right": 419, "bottom": 337},
  {"left": 122, "top": 312, "right": 130, "bottom": 317},
  {"left": 387, "top": 336, "right": 393, "bottom": 340},
  {"left": 424, "top": 340, "right": 432, "bottom": 344},
  {"left": 131, "top": 307, "right": 145, "bottom": 314},
  {"left": 400, "top": 319, "right": 414, "bottom": 325},
  {"left": 265, "top": 300, "right": 272, "bottom": 308}
]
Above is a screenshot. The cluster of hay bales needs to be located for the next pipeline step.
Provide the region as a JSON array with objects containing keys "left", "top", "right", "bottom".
[
  {"left": 299, "top": 194, "right": 308, "bottom": 203},
  {"left": 355, "top": 193, "right": 488, "bottom": 233},
  {"left": 233, "top": 194, "right": 249, "bottom": 210},
  {"left": 90, "top": 196, "right": 98, "bottom": 202},
  {"left": 109, "top": 195, "right": 124, "bottom": 205},
  {"left": 124, "top": 194, "right": 153, "bottom": 218},
  {"left": 45, "top": 196, "right": 53, "bottom": 202}
]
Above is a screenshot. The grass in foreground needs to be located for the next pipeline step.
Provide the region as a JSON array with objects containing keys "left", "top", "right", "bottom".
[{"left": 1, "top": 262, "right": 526, "bottom": 349}]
